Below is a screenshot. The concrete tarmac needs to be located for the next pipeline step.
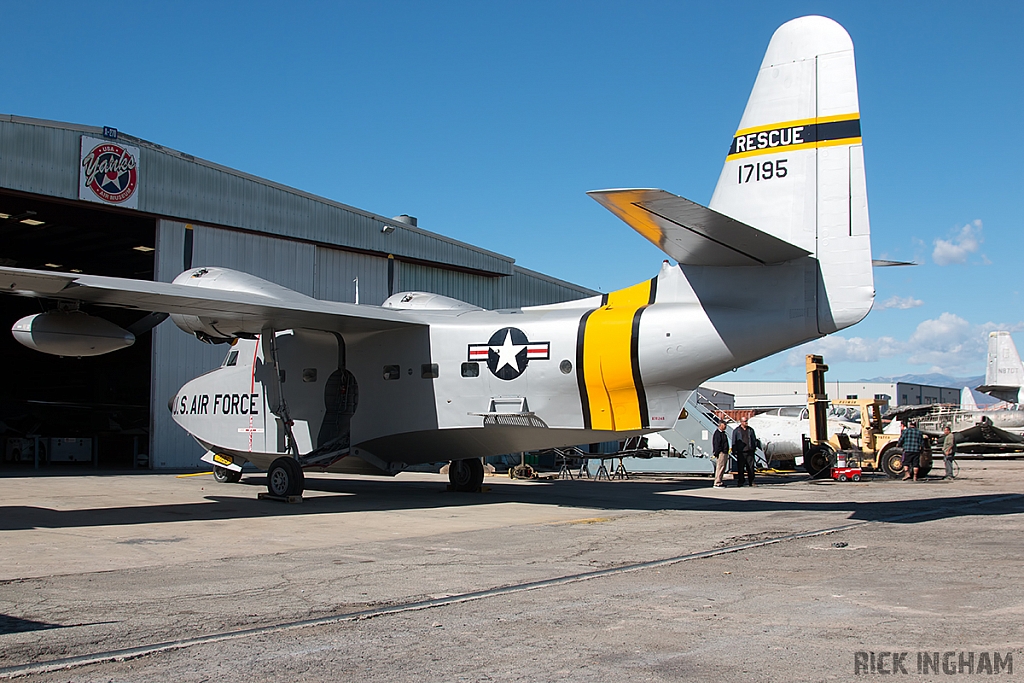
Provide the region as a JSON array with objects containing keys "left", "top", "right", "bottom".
[{"left": 0, "top": 462, "right": 1021, "bottom": 681}]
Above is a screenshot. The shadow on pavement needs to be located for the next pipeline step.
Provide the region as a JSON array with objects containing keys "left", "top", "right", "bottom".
[{"left": 0, "top": 472, "right": 1020, "bottom": 532}]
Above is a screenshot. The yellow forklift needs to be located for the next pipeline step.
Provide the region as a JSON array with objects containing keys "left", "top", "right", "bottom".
[{"left": 801, "top": 355, "right": 932, "bottom": 478}]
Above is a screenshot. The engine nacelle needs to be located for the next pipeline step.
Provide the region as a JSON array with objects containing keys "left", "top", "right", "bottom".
[
  {"left": 382, "top": 291, "right": 482, "bottom": 311},
  {"left": 168, "top": 267, "right": 308, "bottom": 343},
  {"left": 12, "top": 311, "right": 135, "bottom": 357}
]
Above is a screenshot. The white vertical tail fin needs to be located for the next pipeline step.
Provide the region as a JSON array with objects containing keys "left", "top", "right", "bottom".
[
  {"left": 961, "top": 386, "right": 979, "bottom": 411},
  {"left": 708, "top": 15, "right": 873, "bottom": 334},
  {"left": 978, "top": 331, "right": 1024, "bottom": 402}
]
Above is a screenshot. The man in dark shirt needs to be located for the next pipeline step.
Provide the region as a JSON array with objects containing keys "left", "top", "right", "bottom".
[
  {"left": 732, "top": 416, "right": 758, "bottom": 487},
  {"left": 898, "top": 421, "right": 925, "bottom": 481},
  {"left": 712, "top": 420, "right": 729, "bottom": 487}
]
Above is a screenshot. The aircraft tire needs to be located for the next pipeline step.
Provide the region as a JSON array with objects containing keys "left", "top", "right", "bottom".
[
  {"left": 267, "top": 457, "right": 304, "bottom": 497},
  {"left": 449, "top": 458, "right": 484, "bottom": 492},
  {"left": 213, "top": 465, "right": 242, "bottom": 484},
  {"left": 880, "top": 446, "right": 904, "bottom": 479},
  {"left": 803, "top": 445, "right": 832, "bottom": 479},
  {"left": 918, "top": 451, "right": 933, "bottom": 477}
]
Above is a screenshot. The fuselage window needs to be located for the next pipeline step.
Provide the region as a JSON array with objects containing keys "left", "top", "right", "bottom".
[
  {"left": 461, "top": 362, "right": 479, "bottom": 377},
  {"left": 383, "top": 365, "right": 400, "bottom": 380},
  {"left": 224, "top": 350, "right": 239, "bottom": 367},
  {"left": 421, "top": 363, "right": 439, "bottom": 379}
]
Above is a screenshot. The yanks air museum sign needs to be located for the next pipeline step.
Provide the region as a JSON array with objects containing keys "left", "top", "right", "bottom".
[{"left": 79, "top": 135, "right": 141, "bottom": 209}]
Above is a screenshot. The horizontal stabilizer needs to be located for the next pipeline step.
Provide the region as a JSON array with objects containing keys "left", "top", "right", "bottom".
[
  {"left": 871, "top": 259, "right": 916, "bottom": 267},
  {"left": 588, "top": 189, "right": 810, "bottom": 266}
]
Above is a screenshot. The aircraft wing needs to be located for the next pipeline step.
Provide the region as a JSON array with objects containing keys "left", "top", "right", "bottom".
[
  {"left": 0, "top": 266, "right": 423, "bottom": 335},
  {"left": 587, "top": 188, "right": 811, "bottom": 266}
]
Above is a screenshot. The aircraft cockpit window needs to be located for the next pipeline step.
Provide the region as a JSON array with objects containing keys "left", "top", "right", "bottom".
[
  {"left": 383, "top": 365, "right": 400, "bottom": 380},
  {"left": 421, "top": 363, "right": 439, "bottom": 379},
  {"left": 224, "top": 350, "right": 238, "bottom": 367},
  {"left": 461, "top": 362, "right": 479, "bottom": 377}
]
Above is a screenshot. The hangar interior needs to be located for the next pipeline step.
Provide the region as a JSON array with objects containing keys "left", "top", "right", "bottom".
[
  {"left": 0, "top": 115, "right": 596, "bottom": 471},
  {"left": 1, "top": 191, "right": 156, "bottom": 468}
]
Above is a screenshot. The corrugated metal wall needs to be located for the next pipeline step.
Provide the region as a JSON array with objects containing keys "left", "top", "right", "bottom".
[
  {"left": 0, "top": 118, "right": 80, "bottom": 199},
  {"left": 503, "top": 266, "right": 592, "bottom": 308},
  {"left": 398, "top": 263, "right": 499, "bottom": 309},
  {"left": 314, "top": 247, "right": 390, "bottom": 305}
]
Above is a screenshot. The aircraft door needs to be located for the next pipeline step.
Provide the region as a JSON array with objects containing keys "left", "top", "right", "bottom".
[
  {"left": 317, "top": 345, "right": 358, "bottom": 451},
  {"left": 257, "top": 329, "right": 344, "bottom": 455}
]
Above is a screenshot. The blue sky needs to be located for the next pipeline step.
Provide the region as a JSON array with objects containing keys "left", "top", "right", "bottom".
[{"left": 1, "top": 1, "right": 1021, "bottom": 382}]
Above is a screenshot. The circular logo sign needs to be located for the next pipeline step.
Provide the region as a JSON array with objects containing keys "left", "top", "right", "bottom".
[{"left": 82, "top": 143, "right": 138, "bottom": 204}]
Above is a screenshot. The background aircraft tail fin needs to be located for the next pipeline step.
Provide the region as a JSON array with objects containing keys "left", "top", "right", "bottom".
[
  {"left": 978, "top": 332, "right": 1024, "bottom": 402},
  {"left": 708, "top": 15, "right": 873, "bottom": 334},
  {"left": 961, "top": 387, "right": 979, "bottom": 411}
]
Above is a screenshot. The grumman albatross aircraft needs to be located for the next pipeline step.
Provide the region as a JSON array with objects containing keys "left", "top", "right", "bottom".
[{"left": 1, "top": 16, "right": 875, "bottom": 496}]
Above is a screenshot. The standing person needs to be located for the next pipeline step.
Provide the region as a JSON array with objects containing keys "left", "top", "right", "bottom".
[
  {"left": 942, "top": 425, "right": 956, "bottom": 479},
  {"left": 732, "top": 416, "right": 758, "bottom": 487},
  {"left": 897, "top": 421, "right": 925, "bottom": 481},
  {"left": 712, "top": 420, "right": 729, "bottom": 488}
]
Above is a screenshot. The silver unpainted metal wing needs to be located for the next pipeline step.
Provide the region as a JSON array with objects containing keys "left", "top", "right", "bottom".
[
  {"left": 0, "top": 266, "right": 422, "bottom": 335},
  {"left": 588, "top": 188, "right": 811, "bottom": 266}
]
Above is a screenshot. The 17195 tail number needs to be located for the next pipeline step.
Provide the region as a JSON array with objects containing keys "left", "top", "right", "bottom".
[{"left": 738, "top": 158, "right": 788, "bottom": 183}]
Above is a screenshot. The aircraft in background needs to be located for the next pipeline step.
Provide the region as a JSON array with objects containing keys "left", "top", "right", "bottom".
[
  {"left": 1, "top": 16, "right": 876, "bottom": 497},
  {"left": 747, "top": 407, "right": 860, "bottom": 463},
  {"left": 977, "top": 331, "right": 1024, "bottom": 403}
]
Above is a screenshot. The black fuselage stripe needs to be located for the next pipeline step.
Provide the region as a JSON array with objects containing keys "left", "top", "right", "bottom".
[
  {"left": 728, "top": 118, "right": 861, "bottom": 156},
  {"left": 576, "top": 309, "right": 595, "bottom": 430},
  {"left": 630, "top": 306, "right": 649, "bottom": 429}
]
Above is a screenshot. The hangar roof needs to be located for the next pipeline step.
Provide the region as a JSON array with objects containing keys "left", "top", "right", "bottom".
[{"left": 0, "top": 114, "right": 515, "bottom": 277}]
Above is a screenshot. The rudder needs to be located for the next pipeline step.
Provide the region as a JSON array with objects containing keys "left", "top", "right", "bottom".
[{"left": 708, "top": 15, "right": 873, "bottom": 334}]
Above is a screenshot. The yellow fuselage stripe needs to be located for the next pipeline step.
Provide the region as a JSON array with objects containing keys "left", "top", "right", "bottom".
[{"left": 581, "top": 279, "right": 651, "bottom": 431}]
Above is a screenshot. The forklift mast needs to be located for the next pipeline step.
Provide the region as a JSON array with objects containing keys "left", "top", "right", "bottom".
[{"left": 806, "top": 355, "right": 830, "bottom": 445}]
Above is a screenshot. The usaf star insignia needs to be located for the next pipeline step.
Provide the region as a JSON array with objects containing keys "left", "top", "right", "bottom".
[{"left": 468, "top": 327, "right": 550, "bottom": 380}]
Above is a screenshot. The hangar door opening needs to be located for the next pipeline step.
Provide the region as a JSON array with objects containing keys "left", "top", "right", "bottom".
[{"left": 0, "top": 190, "right": 156, "bottom": 470}]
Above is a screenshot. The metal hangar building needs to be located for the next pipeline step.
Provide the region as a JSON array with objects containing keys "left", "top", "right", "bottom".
[{"left": 0, "top": 114, "right": 595, "bottom": 470}]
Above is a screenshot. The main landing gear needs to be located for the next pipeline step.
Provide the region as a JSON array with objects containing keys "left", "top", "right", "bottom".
[
  {"left": 267, "top": 457, "right": 305, "bottom": 497},
  {"left": 449, "top": 458, "right": 484, "bottom": 492}
]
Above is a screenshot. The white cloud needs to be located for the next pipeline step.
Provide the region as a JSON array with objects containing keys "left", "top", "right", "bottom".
[
  {"left": 906, "top": 312, "right": 980, "bottom": 372},
  {"left": 784, "top": 334, "right": 904, "bottom": 366},
  {"left": 781, "top": 313, "right": 1024, "bottom": 376},
  {"left": 932, "top": 219, "right": 983, "bottom": 266},
  {"left": 874, "top": 295, "right": 923, "bottom": 311}
]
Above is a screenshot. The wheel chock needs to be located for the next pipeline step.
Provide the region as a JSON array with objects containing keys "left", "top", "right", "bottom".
[{"left": 258, "top": 493, "right": 304, "bottom": 503}]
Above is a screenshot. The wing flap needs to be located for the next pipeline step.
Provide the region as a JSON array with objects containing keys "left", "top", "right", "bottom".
[
  {"left": 588, "top": 188, "right": 811, "bottom": 266},
  {"left": 0, "top": 267, "right": 422, "bottom": 335}
]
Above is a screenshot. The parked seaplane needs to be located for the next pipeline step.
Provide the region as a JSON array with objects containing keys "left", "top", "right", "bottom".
[{"left": 1, "top": 16, "right": 875, "bottom": 496}]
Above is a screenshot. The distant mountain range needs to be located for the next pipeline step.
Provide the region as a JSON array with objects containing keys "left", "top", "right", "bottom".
[{"left": 859, "top": 373, "right": 984, "bottom": 388}]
